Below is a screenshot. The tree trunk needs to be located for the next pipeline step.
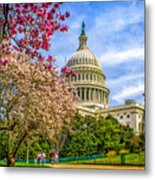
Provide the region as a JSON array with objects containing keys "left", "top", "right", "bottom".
[
  {"left": 7, "top": 156, "right": 15, "bottom": 167},
  {"left": 7, "top": 123, "right": 12, "bottom": 167},
  {"left": 12, "top": 132, "right": 28, "bottom": 160},
  {"left": 26, "top": 141, "right": 29, "bottom": 164}
]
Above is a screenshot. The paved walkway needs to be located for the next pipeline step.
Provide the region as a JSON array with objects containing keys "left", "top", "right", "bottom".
[{"left": 46, "top": 164, "right": 144, "bottom": 170}]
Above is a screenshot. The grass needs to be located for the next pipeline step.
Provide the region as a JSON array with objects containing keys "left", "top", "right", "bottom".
[
  {"left": 62, "top": 153, "right": 145, "bottom": 166},
  {"left": 0, "top": 161, "right": 50, "bottom": 168},
  {"left": 0, "top": 153, "right": 144, "bottom": 167}
]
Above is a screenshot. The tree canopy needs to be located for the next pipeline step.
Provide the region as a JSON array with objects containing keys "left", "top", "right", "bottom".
[{"left": 60, "top": 114, "right": 135, "bottom": 157}]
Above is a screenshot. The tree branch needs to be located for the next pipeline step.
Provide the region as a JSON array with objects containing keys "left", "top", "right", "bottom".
[
  {"left": 0, "top": 121, "right": 17, "bottom": 131},
  {"left": 12, "top": 131, "right": 28, "bottom": 159},
  {"left": 0, "top": 126, "right": 8, "bottom": 131}
]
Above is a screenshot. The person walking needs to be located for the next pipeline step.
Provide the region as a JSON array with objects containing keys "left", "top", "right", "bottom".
[
  {"left": 41, "top": 152, "right": 46, "bottom": 165},
  {"left": 50, "top": 149, "right": 55, "bottom": 164},
  {"left": 55, "top": 149, "right": 60, "bottom": 164},
  {"left": 37, "top": 152, "right": 41, "bottom": 164}
]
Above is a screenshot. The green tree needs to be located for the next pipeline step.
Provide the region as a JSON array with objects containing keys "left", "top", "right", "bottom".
[{"left": 60, "top": 114, "right": 134, "bottom": 157}]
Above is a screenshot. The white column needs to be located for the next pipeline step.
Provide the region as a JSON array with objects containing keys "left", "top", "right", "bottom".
[
  {"left": 84, "top": 88, "right": 87, "bottom": 101},
  {"left": 103, "top": 92, "right": 105, "bottom": 105},
  {"left": 89, "top": 88, "right": 91, "bottom": 101},
  {"left": 93, "top": 89, "right": 95, "bottom": 101},
  {"left": 96, "top": 89, "right": 98, "bottom": 102},
  {"left": 79, "top": 88, "right": 82, "bottom": 100},
  {"left": 102, "top": 91, "right": 104, "bottom": 104}
]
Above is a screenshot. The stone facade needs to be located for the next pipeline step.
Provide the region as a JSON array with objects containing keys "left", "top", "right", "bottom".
[{"left": 66, "top": 22, "right": 144, "bottom": 135}]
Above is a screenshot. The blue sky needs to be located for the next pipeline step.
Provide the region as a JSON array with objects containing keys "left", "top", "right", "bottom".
[{"left": 50, "top": 0, "right": 145, "bottom": 106}]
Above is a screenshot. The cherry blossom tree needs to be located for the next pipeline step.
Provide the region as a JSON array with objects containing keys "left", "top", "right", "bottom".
[
  {"left": 0, "top": 3, "right": 70, "bottom": 62},
  {"left": 0, "top": 39, "right": 77, "bottom": 167},
  {"left": 0, "top": 2, "right": 78, "bottom": 166}
]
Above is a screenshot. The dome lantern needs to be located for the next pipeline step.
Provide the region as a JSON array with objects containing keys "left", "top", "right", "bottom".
[{"left": 77, "top": 21, "right": 88, "bottom": 51}]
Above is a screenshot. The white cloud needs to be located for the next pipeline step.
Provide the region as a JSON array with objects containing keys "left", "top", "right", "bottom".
[
  {"left": 107, "top": 73, "right": 144, "bottom": 86},
  {"left": 93, "top": 2, "right": 144, "bottom": 36},
  {"left": 112, "top": 83, "right": 144, "bottom": 103},
  {"left": 87, "top": 2, "right": 144, "bottom": 57},
  {"left": 99, "top": 48, "right": 144, "bottom": 66}
]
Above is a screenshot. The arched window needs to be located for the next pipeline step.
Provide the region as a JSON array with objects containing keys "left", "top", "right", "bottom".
[{"left": 127, "top": 115, "right": 130, "bottom": 118}]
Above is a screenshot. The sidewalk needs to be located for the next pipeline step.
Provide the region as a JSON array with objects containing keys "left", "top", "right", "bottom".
[{"left": 46, "top": 164, "right": 144, "bottom": 170}]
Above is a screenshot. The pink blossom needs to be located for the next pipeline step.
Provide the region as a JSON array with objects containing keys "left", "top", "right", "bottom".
[
  {"left": 18, "top": 16, "right": 25, "bottom": 25},
  {"left": 0, "top": 19, "right": 5, "bottom": 26},
  {"left": 10, "top": 29, "right": 17, "bottom": 36},
  {"left": 65, "top": 12, "right": 70, "bottom": 18},
  {"left": 19, "top": 38, "right": 26, "bottom": 47},
  {"left": 0, "top": 59, "right": 9, "bottom": 67},
  {"left": 13, "top": 45, "right": 20, "bottom": 51},
  {"left": 17, "top": 26, "right": 23, "bottom": 33},
  {"left": 38, "top": 54, "right": 44, "bottom": 61},
  {"left": 41, "top": 3, "right": 51, "bottom": 8},
  {"left": 61, "top": 66, "right": 68, "bottom": 73},
  {"left": 51, "top": 8, "right": 56, "bottom": 14},
  {"left": 47, "top": 64, "right": 52, "bottom": 70},
  {"left": 36, "top": 8, "right": 45, "bottom": 16},
  {"left": 47, "top": 55, "right": 53, "bottom": 63},
  {"left": 60, "top": 25, "right": 68, "bottom": 32},
  {"left": 60, "top": 15, "right": 65, "bottom": 21},
  {"left": 0, "top": 3, "right": 70, "bottom": 62}
]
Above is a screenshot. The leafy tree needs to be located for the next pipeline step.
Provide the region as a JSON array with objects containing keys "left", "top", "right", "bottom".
[
  {"left": 60, "top": 114, "right": 98, "bottom": 157},
  {"left": 17, "top": 136, "right": 52, "bottom": 161},
  {"left": 60, "top": 114, "right": 134, "bottom": 157},
  {"left": 130, "top": 132, "right": 145, "bottom": 153}
]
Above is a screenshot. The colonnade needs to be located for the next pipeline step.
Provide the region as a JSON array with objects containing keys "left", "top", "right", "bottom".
[
  {"left": 77, "top": 87, "right": 108, "bottom": 104},
  {"left": 68, "top": 73, "right": 104, "bottom": 83},
  {"left": 68, "top": 58, "right": 97, "bottom": 66}
]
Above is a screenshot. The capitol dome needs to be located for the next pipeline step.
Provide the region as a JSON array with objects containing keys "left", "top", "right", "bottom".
[
  {"left": 66, "top": 22, "right": 110, "bottom": 109},
  {"left": 67, "top": 49, "right": 99, "bottom": 67}
]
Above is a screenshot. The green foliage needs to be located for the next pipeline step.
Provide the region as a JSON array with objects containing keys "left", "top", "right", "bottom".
[
  {"left": 16, "top": 136, "right": 51, "bottom": 160},
  {"left": 0, "top": 130, "right": 8, "bottom": 160},
  {"left": 130, "top": 132, "right": 145, "bottom": 153},
  {"left": 60, "top": 114, "right": 135, "bottom": 157},
  {"left": 0, "top": 113, "right": 145, "bottom": 161}
]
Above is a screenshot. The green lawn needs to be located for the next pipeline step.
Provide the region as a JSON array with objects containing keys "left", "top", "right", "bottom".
[
  {"left": 0, "top": 161, "right": 50, "bottom": 168},
  {"left": 0, "top": 153, "right": 144, "bottom": 167},
  {"left": 62, "top": 153, "right": 145, "bottom": 166}
]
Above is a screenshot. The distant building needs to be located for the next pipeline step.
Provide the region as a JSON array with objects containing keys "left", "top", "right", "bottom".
[{"left": 66, "top": 22, "right": 144, "bottom": 135}]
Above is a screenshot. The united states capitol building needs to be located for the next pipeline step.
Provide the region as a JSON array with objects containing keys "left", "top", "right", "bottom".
[{"left": 66, "top": 22, "right": 144, "bottom": 135}]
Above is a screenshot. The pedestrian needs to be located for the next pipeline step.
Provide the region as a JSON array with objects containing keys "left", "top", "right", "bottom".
[
  {"left": 37, "top": 152, "right": 41, "bottom": 164},
  {"left": 41, "top": 152, "right": 46, "bottom": 165},
  {"left": 50, "top": 149, "right": 55, "bottom": 164},
  {"left": 55, "top": 149, "right": 60, "bottom": 164}
]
